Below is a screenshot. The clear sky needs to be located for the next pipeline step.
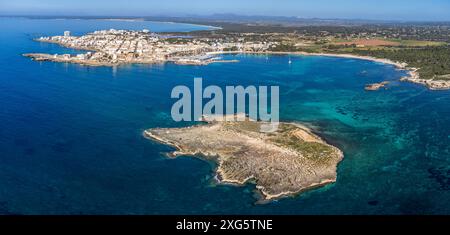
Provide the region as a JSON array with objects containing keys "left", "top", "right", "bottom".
[{"left": 1, "top": 0, "right": 450, "bottom": 21}]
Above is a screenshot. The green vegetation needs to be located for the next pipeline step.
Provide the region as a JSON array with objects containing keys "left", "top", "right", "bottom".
[
  {"left": 272, "top": 136, "right": 334, "bottom": 165},
  {"left": 351, "top": 46, "right": 450, "bottom": 80},
  {"left": 301, "top": 40, "right": 450, "bottom": 80},
  {"left": 271, "top": 124, "right": 335, "bottom": 165},
  {"left": 270, "top": 43, "right": 299, "bottom": 52},
  {"left": 225, "top": 121, "right": 262, "bottom": 133},
  {"left": 390, "top": 39, "right": 446, "bottom": 47},
  {"left": 266, "top": 40, "right": 450, "bottom": 80},
  {"left": 164, "top": 20, "right": 450, "bottom": 81},
  {"left": 223, "top": 46, "right": 239, "bottom": 51}
]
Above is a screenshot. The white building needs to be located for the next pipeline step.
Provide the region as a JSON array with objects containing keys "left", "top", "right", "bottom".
[
  {"left": 76, "top": 54, "right": 86, "bottom": 60},
  {"left": 64, "top": 31, "right": 71, "bottom": 37}
]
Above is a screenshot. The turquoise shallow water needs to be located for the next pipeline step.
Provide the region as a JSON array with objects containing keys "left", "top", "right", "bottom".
[{"left": 0, "top": 18, "right": 450, "bottom": 215}]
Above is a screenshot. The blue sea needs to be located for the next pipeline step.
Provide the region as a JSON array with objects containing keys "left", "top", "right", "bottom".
[{"left": 0, "top": 17, "right": 449, "bottom": 215}]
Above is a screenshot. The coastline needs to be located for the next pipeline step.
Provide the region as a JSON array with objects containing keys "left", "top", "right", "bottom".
[
  {"left": 208, "top": 51, "right": 450, "bottom": 90},
  {"left": 143, "top": 121, "right": 344, "bottom": 203},
  {"left": 25, "top": 16, "right": 222, "bottom": 31},
  {"left": 96, "top": 18, "right": 223, "bottom": 30},
  {"left": 215, "top": 146, "right": 342, "bottom": 203},
  {"left": 208, "top": 51, "right": 409, "bottom": 68},
  {"left": 27, "top": 32, "right": 449, "bottom": 90}
]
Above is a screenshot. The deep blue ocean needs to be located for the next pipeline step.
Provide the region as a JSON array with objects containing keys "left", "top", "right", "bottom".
[{"left": 0, "top": 17, "right": 449, "bottom": 215}]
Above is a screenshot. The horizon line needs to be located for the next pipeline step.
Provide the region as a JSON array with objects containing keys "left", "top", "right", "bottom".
[{"left": 1, "top": 14, "right": 450, "bottom": 24}]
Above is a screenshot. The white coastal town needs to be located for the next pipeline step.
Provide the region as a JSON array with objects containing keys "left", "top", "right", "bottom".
[{"left": 24, "top": 29, "right": 276, "bottom": 66}]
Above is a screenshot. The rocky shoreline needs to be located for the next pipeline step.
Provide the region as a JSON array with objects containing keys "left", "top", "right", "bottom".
[
  {"left": 26, "top": 33, "right": 450, "bottom": 90},
  {"left": 209, "top": 51, "right": 450, "bottom": 91},
  {"left": 144, "top": 117, "right": 344, "bottom": 202},
  {"left": 400, "top": 69, "right": 450, "bottom": 90},
  {"left": 365, "top": 81, "right": 390, "bottom": 91}
]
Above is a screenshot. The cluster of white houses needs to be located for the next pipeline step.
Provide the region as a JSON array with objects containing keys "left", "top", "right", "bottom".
[{"left": 35, "top": 29, "right": 276, "bottom": 65}]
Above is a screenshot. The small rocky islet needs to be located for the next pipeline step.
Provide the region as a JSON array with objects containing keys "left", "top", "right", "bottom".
[{"left": 144, "top": 116, "right": 344, "bottom": 202}]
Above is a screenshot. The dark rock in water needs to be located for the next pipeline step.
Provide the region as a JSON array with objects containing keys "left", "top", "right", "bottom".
[
  {"left": 428, "top": 167, "right": 450, "bottom": 191},
  {"left": 368, "top": 200, "right": 379, "bottom": 206},
  {"left": 335, "top": 107, "right": 348, "bottom": 115},
  {"left": 365, "top": 81, "right": 390, "bottom": 91},
  {"left": 398, "top": 196, "right": 432, "bottom": 215},
  {"left": 0, "top": 202, "right": 15, "bottom": 215}
]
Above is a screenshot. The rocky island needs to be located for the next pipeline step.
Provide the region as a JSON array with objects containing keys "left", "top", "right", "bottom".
[
  {"left": 144, "top": 116, "right": 343, "bottom": 202},
  {"left": 365, "top": 81, "right": 390, "bottom": 91}
]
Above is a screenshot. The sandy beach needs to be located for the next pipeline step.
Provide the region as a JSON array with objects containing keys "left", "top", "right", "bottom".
[{"left": 209, "top": 51, "right": 450, "bottom": 90}]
